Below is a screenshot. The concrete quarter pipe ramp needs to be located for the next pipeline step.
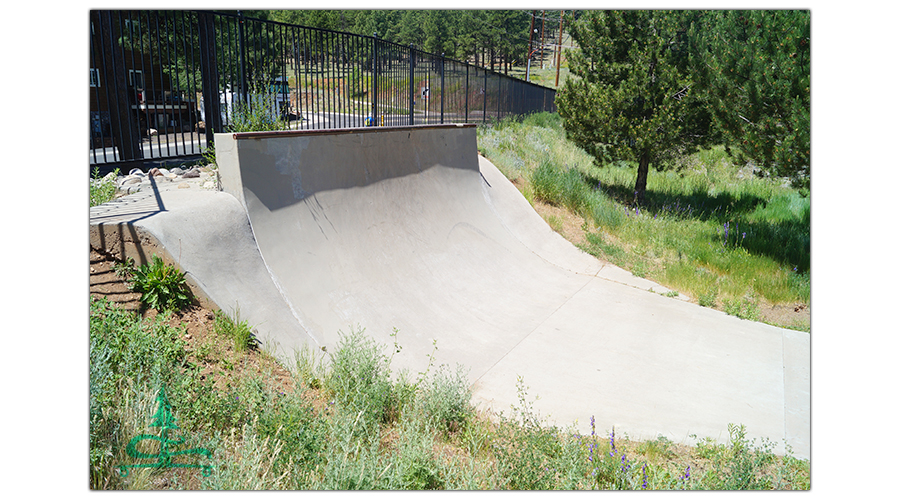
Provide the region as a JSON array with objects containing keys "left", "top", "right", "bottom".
[{"left": 206, "top": 124, "right": 807, "bottom": 458}]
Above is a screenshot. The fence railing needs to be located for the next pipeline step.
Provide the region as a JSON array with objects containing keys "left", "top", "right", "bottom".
[{"left": 89, "top": 10, "right": 557, "bottom": 167}]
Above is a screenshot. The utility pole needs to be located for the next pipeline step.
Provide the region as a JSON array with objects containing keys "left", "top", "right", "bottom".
[
  {"left": 555, "top": 11, "right": 564, "bottom": 87},
  {"left": 526, "top": 11, "right": 535, "bottom": 67},
  {"left": 539, "top": 10, "right": 546, "bottom": 69}
]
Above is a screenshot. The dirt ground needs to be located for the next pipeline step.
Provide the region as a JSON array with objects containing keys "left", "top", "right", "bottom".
[{"left": 89, "top": 248, "right": 297, "bottom": 395}]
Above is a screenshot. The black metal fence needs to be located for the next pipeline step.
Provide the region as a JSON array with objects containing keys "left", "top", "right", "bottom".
[{"left": 89, "top": 10, "right": 558, "bottom": 167}]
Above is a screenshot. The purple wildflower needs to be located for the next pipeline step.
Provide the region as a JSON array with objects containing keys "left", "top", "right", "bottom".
[
  {"left": 609, "top": 429, "right": 617, "bottom": 457},
  {"left": 641, "top": 463, "right": 648, "bottom": 489}
]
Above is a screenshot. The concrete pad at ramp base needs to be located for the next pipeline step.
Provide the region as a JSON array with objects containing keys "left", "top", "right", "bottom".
[{"left": 216, "top": 124, "right": 809, "bottom": 459}]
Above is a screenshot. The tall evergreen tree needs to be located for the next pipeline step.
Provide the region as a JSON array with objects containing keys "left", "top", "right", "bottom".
[{"left": 557, "top": 10, "right": 713, "bottom": 205}]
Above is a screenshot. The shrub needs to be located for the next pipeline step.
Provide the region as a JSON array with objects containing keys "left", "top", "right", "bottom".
[
  {"left": 228, "top": 91, "right": 287, "bottom": 133},
  {"left": 325, "top": 327, "right": 395, "bottom": 435},
  {"left": 417, "top": 363, "right": 473, "bottom": 435}
]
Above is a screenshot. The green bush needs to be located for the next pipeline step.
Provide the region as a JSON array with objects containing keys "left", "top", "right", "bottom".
[
  {"left": 417, "top": 363, "right": 473, "bottom": 435},
  {"left": 228, "top": 92, "right": 287, "bottom": 133},
  {"left": 325, "top": 327, "right": 395, "bottom": 436},
  {"left": 126, "top": 255, "right": 192, "bottom": 312}
]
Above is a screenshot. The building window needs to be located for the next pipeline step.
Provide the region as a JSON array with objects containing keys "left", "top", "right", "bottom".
[
  {"left": 128, "top": 69, "right": 144, "bottom": 89},
  {"left": 90, "top": 68, "right": 101, "bottom": 87}
]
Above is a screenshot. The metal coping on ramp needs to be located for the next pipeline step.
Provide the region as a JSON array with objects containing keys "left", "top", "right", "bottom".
[{"left": 230, "top": 122, "right": 477, "bottom": 141}]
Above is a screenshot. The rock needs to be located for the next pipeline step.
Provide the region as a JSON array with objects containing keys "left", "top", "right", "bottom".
[
  {"left": 202, "top": 181, "right": 216, "bottom": 190},
  {"left": 128, "top": 168, "right": 144, "bottom": 176},
  {"left": 183, "top": 169, "right": 200, "bottom": 178},
  {"left": 178, "top": 183, "right": 191, "bottom": 189},
  {"left": 149, "top": 167, "right": 162, "bottom": 177},
  {"left": 170, "top": 167, "right": 185, "bottom": 176},
  {"left": 121, "top": 176, "right": 142, "bottom": 186},
  {"left": 158, "top": 168, "right": 170, "bottom": 176}
]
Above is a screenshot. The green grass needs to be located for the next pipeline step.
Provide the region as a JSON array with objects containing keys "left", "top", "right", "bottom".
[
  {"left": 90, "top": 298, "right": 809, "bottom": 490},
  {"left": 214, "top": 308, "right": 256, "bottom": 353},
  {"left": 478, "top": 113, "right": 810, "bottom": 330}
]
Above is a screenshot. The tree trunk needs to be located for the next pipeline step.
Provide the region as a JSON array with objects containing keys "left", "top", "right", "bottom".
[{"left": 634, "top": 152, "right": 650, "bottom": 205}]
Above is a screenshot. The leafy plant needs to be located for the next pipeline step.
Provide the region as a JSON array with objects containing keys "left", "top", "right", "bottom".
[{"left": 127, "top": 255, "right": 192, "bottom": 312}]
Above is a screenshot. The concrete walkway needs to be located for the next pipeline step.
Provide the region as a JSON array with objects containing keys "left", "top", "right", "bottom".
[{"left": 90, "top": 124, "right": 809, "bottom": 459}]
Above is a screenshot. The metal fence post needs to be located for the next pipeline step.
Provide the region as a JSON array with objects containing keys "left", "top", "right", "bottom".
[
  {"left": 440, "top": 53, "right": 444, "bottom": 124},
  {"left": 465, "top": 64, "right": 469, "bottom": 123},
  {"left": 198, "top": 11, "right": 221, "bottom": 145},
  {"left": 408, "top": 44, "right": 415, "bottom": 126},
  {"left": 483, "top": 67, "right": 487, "bottom": 124},
  {"left": 97, "top": 10, "right": 143, "bottom": 163},
  {"left": 237, "top": 10, "right": 247, "bottom": 104},
  {"left": 372, "top": 33, "right": 378, "bottom": 125}
]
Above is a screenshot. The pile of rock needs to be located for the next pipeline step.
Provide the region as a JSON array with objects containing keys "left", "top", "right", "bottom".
[{"left": 117, "top": 165, "right": 219, "bottom": 195}]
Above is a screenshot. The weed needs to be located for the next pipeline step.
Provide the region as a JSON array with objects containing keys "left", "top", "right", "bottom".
[
  {"left": 126, "top": 255, "right": 192, "bottom": 312},
  {"left": 637, "top": 435, "right": 676, "bottom": 463},
  {"left": 695, "top": 424, "right": 778, "bottom": 490},
  {"left": 293, "top": 342, "right": 327, "bottom": 390},
  {"left": 214, "top": 308, "right": 257, "bottom": 352},
  {"left": 228, "top": 91, "right": 288, "bottom": 133},
  {"left": 417, "top": 363, "right": 473, "bottom": 435},
  {"left": 545, "top": 214, "right": 564, "bottom": 233},
  {"left": 325, "top": 327, "right": 395, "bottom": 435},
  {"left": 698, "top": 285, "right": 719, "bottom": 308},
  {"left": 90, "top": 167, "right": 119, "bottom": 207},
  {"left": 724, "top": 292, "right": 761, "bottom": 321},
  {"left": 200, "top": 142, "right": 216, "bottom": 167},
  {"left": 631, "top": 260, "right": 648, "bottom": 278}
]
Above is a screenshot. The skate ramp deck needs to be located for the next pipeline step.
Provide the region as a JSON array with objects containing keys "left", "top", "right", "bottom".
[{"left": 215, "top": 124, "right": 809, "bottom": 458}]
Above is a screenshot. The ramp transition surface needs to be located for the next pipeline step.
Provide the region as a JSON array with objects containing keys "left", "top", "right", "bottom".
[{"left": 206, "top": 124, "right": 808, "bottom": 458}]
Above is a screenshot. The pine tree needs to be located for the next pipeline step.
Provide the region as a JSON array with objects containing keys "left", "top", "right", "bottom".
[
  {"left": 557, "top": 11, "right": 713, "bottom": 205},
  {"left": 691, "top": 10, "right": 810, "bottom": 189}
]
